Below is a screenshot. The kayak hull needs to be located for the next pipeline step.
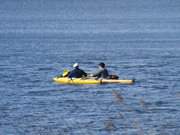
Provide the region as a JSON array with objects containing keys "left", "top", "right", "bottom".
[{"left": 53, "top": 77, "right": 134, "bottom": 85}]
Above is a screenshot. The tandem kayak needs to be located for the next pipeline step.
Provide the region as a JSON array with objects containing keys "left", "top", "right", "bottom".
[{"left": 53, "top": 77, "right": 135, "bottom": 85}]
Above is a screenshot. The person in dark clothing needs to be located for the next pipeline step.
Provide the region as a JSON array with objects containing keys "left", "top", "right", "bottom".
[
  {"left": 68, "top": 63, "right": 87, "bottom": 78},
  {"left": 91, "top": 62, "right": 109, "bottom": 79}
]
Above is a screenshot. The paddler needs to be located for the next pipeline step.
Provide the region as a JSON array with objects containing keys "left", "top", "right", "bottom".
[
  {"left": 90, "top": 62, "right": 109, "bottom": 79},
  {"left": 68, "top": 63, "right": 87, "bottom": 78}
]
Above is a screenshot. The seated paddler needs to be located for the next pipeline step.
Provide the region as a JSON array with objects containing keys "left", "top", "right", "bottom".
[
  {"left": 68, "top": 63, "right": 87, "bottom": 78},
  {"left": 90, "top": 62, "right": 109, "bottom": 79}
]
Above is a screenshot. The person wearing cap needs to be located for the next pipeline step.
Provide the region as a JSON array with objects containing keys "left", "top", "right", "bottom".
[
  {"left": 68, "top": 63, "right": 87, "bottom": 78},
  {"left": 91, "top": 62, "right": 109, "bottom": 79}
]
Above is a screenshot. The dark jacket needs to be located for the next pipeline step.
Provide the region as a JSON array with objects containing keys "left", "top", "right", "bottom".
[
  {"left": 93, "top": 68, "right": 109, "bottom": 78},
  {"left": 68, "top": 68, "right": 87, "bottom": 78}
]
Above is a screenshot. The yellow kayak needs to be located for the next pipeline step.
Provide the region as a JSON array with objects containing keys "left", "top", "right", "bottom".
[{"left": 53, "top": 77, "right": 134, "bottom": 85}]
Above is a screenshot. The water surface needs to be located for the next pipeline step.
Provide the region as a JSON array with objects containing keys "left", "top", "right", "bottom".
[{"left": 0, "top": 0, "right": 180, "bottom": 134}]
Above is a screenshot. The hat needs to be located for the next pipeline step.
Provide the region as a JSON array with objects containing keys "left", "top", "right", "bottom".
[
  {"left": 73, "top": 63, "right": 79, "bottom": 68},
  {"left": 99, "top": 62, "right": 105, "bottom": 68}
]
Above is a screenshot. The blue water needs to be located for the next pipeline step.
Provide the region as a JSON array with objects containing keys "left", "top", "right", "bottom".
[{"left": 0, "top": 0, "right": 180, "bottom": 134}]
